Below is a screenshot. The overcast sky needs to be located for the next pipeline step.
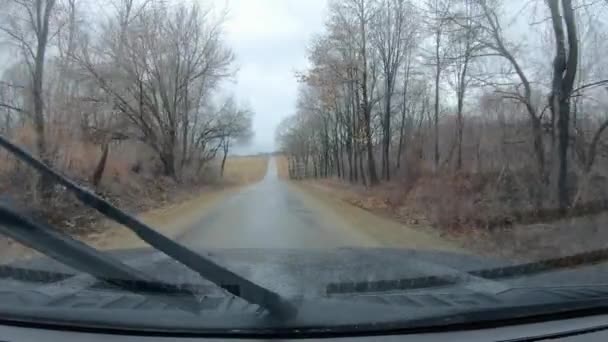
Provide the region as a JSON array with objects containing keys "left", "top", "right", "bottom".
[{"left": 211, "top": 0, "right": 328, "bottom": 154}]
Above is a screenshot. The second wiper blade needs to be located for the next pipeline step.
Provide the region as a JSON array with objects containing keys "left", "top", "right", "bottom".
[{"left": 0, "top": 135, "right": 295, "bottom": 319}]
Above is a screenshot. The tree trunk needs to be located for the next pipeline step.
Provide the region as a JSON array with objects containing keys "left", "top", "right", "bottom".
[
  {"left": 455, "top": 56, "right": 469, "bottom": 172},
  {"left": 3, "top": 109, "right": 11, "bottom": 134},
  {"left": 220, "top": 139, "right": 229, "bottom": 178},
  {"left": 160, "top": 151, "right": 177, "bottom": 179},
  {"left": 303, "top": 153, "right": 309, "bottom": 178},
  {"left": 364, "top": 110, "right": 378, "bottom": 185},
  {"left": 162, "top": 126, "right": 179, "bottom": 180},
  {"left": 358, "top": 145, "right": 367, "bottom": 186},
  {"left": 353, "top": 144, "right": 359, "bottom": 182},
  {"left": 531, "top": 117, "right": 546, "bottom": 183},
  {"left": 323, "top": 122, "right": 330, "bottom": 177},
  {"left": 433, "top": 70, "right": 440, "bottom": 173},
  {"left": 340, "top": 144, "right": 345, "bottom": 179},
  {"left": 91, "top": 142, "right": 110, "bottom": 188},
  {"left": 456, "top": 92, "right": 464, "bottom": 171},
  {"left": 33, "top": 0, "right": 56, "bottom": 199},
  {"left": 383, "top": 86, "right": 391, "bottom": 180},
  {"left": 351, "top": 95, "right": 359, "bottom": 183},
  {"left": 433, "top": 28, "right": 441, "bottom": 173},
  {"left": 397, "top": 115, "right": 405, "bottom": 169},
  {"left": 557, "top": 98, "right": 570, "bottom": 210},
  {"left": 548, "top": 0, "right": 578, "bottom": 211},
  {"left": 181, "top": 85, "right": 190, "bottom": 169},
  {"left": 347, "top": 139, "right": 354, "bottom": 182},
  {"left": 397, "top": 58, "right": 412, "bottom": 171},
  {"left": 334, "top": 130, "right": 341, "bottom": 179},
  {"left": 359, "top": 7, "right": 379, "bottom": 186}
]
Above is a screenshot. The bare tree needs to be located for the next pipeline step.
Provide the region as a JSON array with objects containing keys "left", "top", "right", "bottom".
[
  {"left": 473, "top": 0, "right": 546, "bottom": 183},
  {"left": 331, "top": 0, "right": 380, "bottom": 185},
  {"left": 0, "top": 67, "right": 28, "bottom": 133},
  {"left": 546, "top": 0, "right": 578, "bottom": 210},
  {"left": 75, "top": 0, "right": 234, "bottom": 179},
  {"left": 1, "top": 0, "right": 58, "bottom": 197},
  {"left": 424, "top": 0, "right": 452, "bottom": 172},
  {"left": 216, "top": 98, "right": 253, "bottom": 177},
  {"left": 445, "top": 0, "right": 481, "bottom": 171},
  {"left": 372, "top": 0, "right": 414, "bottom": 180}
]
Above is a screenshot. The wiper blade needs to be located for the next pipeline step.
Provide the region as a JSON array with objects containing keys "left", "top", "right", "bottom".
[
  {"left": 0, "top": 135, "right": 295, "bottom": 318},
  {"left": 0, "top": 205, "right": 200, "bottom": 313}
]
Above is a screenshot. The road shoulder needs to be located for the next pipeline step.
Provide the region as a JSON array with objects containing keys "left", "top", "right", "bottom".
[
  {"left": 86, "top": 185, "right": 245, "bottom": 250},
  {"left": 288, "top": 180, "right": 466, "bottom": 253}
]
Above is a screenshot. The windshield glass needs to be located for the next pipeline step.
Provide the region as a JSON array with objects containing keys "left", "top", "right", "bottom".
[{"left": 1, "top": 0, "right": 608, "bottom": 335}]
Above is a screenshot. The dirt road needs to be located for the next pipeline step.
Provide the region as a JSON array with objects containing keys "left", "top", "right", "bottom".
[{"left": 179, "top": 158, "right": 460, "bottom": 251}]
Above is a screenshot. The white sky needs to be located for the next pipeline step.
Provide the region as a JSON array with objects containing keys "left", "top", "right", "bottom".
[{"left": 211, "top": 0, "right": 328, "bottom": 154}]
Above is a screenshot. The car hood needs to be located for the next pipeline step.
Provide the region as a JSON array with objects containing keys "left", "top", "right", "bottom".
[
  {"left": 8, "top": 247, "right": 507, "bottom": 298},
  {"left": 3, "top": 247, "right": 608, "bottom": 335}
]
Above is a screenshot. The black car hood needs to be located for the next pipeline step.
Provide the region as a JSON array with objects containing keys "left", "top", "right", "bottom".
[
  {"left": 7, "top": 247, "right": 508, "bottom": 298},
  {"left": 3, "top": 248, "right": 608, "bottom": 335}
]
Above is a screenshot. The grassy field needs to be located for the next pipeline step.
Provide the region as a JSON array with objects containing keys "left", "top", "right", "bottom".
[
  {"left": 276, "top": 155, "right": 290, "bottom": 180},
  {"left": 88, "top": 185, "right": 243, "bottom": 250},
  {"left": 222, "top": 155, "right": 269, "bottom": 185}
]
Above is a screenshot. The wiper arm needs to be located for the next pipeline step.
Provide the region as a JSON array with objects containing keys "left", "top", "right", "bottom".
[{"left": 0, "top": 135, "right": 296, "bottom": 319}]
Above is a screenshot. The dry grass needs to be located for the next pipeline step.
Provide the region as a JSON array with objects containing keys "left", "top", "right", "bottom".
[
  {"left": 292, "top": 181, "right": 464, "bottom": 252},
  {"left": 0, "top": 185, "right": 243, "bottom": 260},
  {"left": 301, "top": 178, "right": 430, "bottom": 225},
  {"left": 222, "top": 155, "right": 269, "bottom": 185},
  {"left": 85, "top": 155, "right": 270, "bottom": 250},
  {"left": 275, "top": 154, "right": 290, "bottom": 180},
  {"left": 87, "top": 185, "right": 243, "bottom": 250},
  {"left": 0, "top": 149, "right": 270, "bottom": 258},
  {"left": 300, "top": 177, "right": 608, "bottom": 261}
]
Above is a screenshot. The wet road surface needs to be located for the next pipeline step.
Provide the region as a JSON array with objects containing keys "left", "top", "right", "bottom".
[
  {"left": 179, "top": 158, "right": 380, "bottom": 249},
  {"left": 172, "top": 159, "right": 515, "bottom": 297}
]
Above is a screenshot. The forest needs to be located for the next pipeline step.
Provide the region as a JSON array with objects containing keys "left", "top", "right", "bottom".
[
  {"left": 0, "top": 0, "right": 252, "bottom": 228},
  {"left": 277, "top": 0, "right": 608, "bottom": 230}
]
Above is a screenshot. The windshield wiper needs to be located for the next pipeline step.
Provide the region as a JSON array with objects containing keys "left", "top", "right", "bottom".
[
  {"left": 0, "top": 135, "right": 296, "bottom": 319},
  {"left": 0, "top": 204, "right": 202, "bottom": 313}
]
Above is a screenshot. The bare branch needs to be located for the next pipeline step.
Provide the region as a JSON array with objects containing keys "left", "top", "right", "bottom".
[{"left": 0, "top": 102, "right": 27, "bottom": 114}]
